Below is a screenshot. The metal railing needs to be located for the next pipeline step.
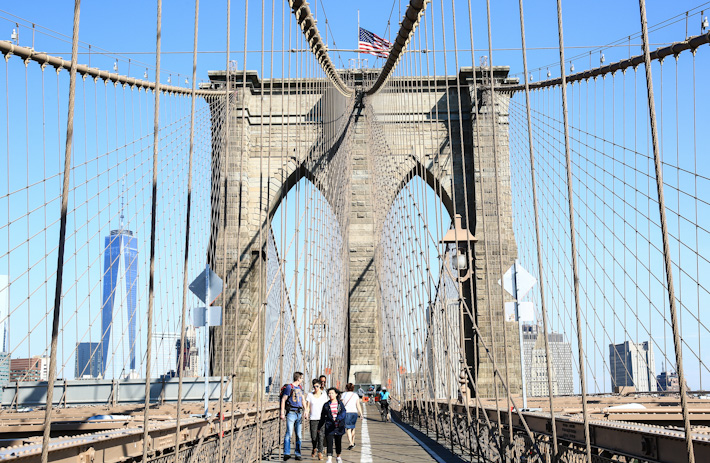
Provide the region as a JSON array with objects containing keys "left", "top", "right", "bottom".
[
  {"left": 399, "top": 400, "right": 710, "bottom": 463},
  {"left": 0, "top": 405, "right": 281, "bottom": 463}
]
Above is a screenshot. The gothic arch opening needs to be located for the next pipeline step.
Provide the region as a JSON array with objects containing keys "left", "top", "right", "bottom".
[
  {"left": 266, "top": 176, "right": 348, "bottom": 391},
  {"left": 377, "top": 176, "right": 465, "bottom": 400}
]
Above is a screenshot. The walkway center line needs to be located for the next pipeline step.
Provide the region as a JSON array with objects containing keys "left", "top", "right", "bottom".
[{"left": 360, "top": 404, "right": 372, "bottom": 463}]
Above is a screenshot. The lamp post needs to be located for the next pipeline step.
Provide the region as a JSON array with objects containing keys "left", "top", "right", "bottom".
[{"left": 440, "top": 214, "right": 477, "bottom": 403}]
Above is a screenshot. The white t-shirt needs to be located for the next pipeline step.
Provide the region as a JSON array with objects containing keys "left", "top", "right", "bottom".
[
  {"left": 306, "top": 391, "right": 328, "bottom": 420},
  {"left": 341, "top": 391, "right": 359, "bottom": 413}
]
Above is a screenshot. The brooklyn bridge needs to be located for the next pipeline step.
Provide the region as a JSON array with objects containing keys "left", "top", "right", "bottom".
[{"left": 0, "top": 0, "right": 709, "bottom": 462}]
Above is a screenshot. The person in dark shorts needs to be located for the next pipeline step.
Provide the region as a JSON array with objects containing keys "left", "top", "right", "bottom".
[{"left": 341, "top": 383, "right": 363, "bottom": 449}]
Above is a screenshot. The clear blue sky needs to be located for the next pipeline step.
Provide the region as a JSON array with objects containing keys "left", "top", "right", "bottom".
[
  {"left": 1, "top": 0, "right": 708, "bottom": 389},
  {"left": 2, "top": 1, "right": 706, "bottom": 82}
]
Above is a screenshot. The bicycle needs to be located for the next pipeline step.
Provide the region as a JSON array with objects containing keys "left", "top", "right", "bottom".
[{"left": 379, "top": 399, "right": 390, "bottom": 422}]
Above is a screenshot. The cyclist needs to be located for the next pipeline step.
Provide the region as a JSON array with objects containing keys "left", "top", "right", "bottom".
[{"left": 378, "top": 387, "right": 390, "bottom": 422}]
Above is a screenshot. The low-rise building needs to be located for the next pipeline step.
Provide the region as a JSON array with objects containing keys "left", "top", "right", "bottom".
[
  {"left": 522, "top": 324, "right": 574, "bottom": 396},
  {"left": 609, "top": 341, "right": 656, "bottom": 392},
  {"left": 656, "top": 370, "right": 680, "bottom": 392},
  {"left": 10, "top": 356, "right": 49, "bottom": 382}
]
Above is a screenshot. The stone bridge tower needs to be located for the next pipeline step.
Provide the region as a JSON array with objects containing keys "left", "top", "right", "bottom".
[{"left": 205, "top": 67, "right": 522, "bottom": 401}]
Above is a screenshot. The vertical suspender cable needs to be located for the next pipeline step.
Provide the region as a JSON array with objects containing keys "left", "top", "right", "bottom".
[
  {"left": 463, "top": 2, "right": 487, "bottom": 457},
  {"left": 174, "top": 1, "right": 200, "bottom": 461},
  {"left": 234, "top": 0, "right": 249, "bottom": 420},
  {"left": 436, "top": 0, "right": 472, "bottom": 451},
  {"left": 143, "top": 1, "right": 162, "bottom": 462},
  {"left": 223, "top": 0, "right": 237, "bottom": 457},
  {"left": 515, "top": 0, "right": 560, "bottom": 459},
  {"left": 277, "top": 4, "right": 290, "bottom": 450},
  {"left": 483, "top": 1, "right": 515, "bottom": 458},
  {"left": 219, "top": 0, "right": 232, "bottom": 458},
  {"left": 255, "top": 0, "right": 266, "bottom": 453},
  {"left": 637, "top": 1, "right": 696, "bottom": 461},
  {"left": 447, "top": 0, "right": 475, "bottom": 434},
  {"left": 41, "top": 2, "right": 81, "bottom": 463},
  {"left": 553, "top": 1, "right": 592, "bottom": 461}
]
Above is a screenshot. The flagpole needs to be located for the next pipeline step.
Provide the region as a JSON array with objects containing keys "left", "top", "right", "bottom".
[{"left": 357, "top": 10, "right": 360, "bottom": 69}]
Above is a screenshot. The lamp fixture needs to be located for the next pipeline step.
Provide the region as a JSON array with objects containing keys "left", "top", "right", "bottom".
[{"left": 440, "top": 214, "right": 477, "bottom": 282}]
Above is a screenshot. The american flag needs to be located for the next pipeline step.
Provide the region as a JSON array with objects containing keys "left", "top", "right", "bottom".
[{"left": 358, "top": 27, "right": 392, "bottom": 58}]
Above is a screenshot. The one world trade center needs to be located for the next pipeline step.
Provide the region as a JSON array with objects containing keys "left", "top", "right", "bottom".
[{"left": 100, "top": 221, "right": 139, "bottom": 378}]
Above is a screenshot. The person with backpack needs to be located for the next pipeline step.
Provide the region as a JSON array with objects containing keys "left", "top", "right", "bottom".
[
  {"left": 317, "top": 387, "right": 346, "bottom": 463},
  {"left": 378, "top": 387, "right": 390, "bottom": 422},
  {"left": 341, "top": 383, "right": 363, "bottom": 449},
  {"left": 280, "top": 372, "right": 305, "bottom": 461}
]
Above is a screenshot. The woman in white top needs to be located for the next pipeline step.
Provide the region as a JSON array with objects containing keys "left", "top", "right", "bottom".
[
  {"left": 341, "top": 383, "right": 364, "bottom": 449},
  {"left": 305, "top": 378, "right": 328, "bottom": 460}
]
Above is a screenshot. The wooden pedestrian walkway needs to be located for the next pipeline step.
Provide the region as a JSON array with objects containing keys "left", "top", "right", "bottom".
[{"left": 265, "top": 403, "right": 465, "bottom": 463}]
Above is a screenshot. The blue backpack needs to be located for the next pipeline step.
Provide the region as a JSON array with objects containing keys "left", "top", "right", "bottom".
[{"left": 280, "top": 383, "right": 302, "bottom": 410}]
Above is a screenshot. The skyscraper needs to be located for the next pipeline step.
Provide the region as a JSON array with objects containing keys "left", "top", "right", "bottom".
[
  {"left": 176, "top": 326, "right": 199, "bottom": 377},
  {"left": 0, "top": 352, "right": 9, "bottom": 388},
  {"left": 0, "top": 276, "right": 8, "bottom": 388},
  {"left": 0, "top": 274, "right": 8, "bottom": 352},
  {"left": 609, "top": 341, "right": 656, "bottom": 392},
  {"left": 100, "top": 225, "right": 139, "bottom": 377},
  {"left": 75, "top": 342, "right": 102, "bottom": 378},
  {"left": 521, "top": 324, "right": 574, "bottom": 396}
]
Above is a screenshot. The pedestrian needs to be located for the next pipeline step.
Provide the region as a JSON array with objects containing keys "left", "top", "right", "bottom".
[
  {"left": 281, "top": 372, "right": 305, "bottom": 461},
  {"left": 305, "top": 378, "right": 327, "bottom": 460},
  {"left": 318, "top": 387, "right": 345, "bottom": 463},
  {"left": 319, "top": 375, "right": 327, "bottom": 389},
  {"left": 341, "top": 383, "right": 363, "bottom": 449}
]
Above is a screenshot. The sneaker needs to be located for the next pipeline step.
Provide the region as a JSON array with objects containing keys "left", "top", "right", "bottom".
[
  {"left": 284, "top": 456, "right": 291, "bottom": 461},
  {"left": 336, "top": 458, "right": 343, "bottom": 463},
  {"left": 351, "top": 444, "right": 356, "bottom": 449},
  {"left": 295, "top": 457, "right": 302, "bottom": 461},
  {"left": 326, "top": 457, "right": 332, "bottom": 463},
  {"left": 347, "top": 445, "right": 353, "bottom": 450}
]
